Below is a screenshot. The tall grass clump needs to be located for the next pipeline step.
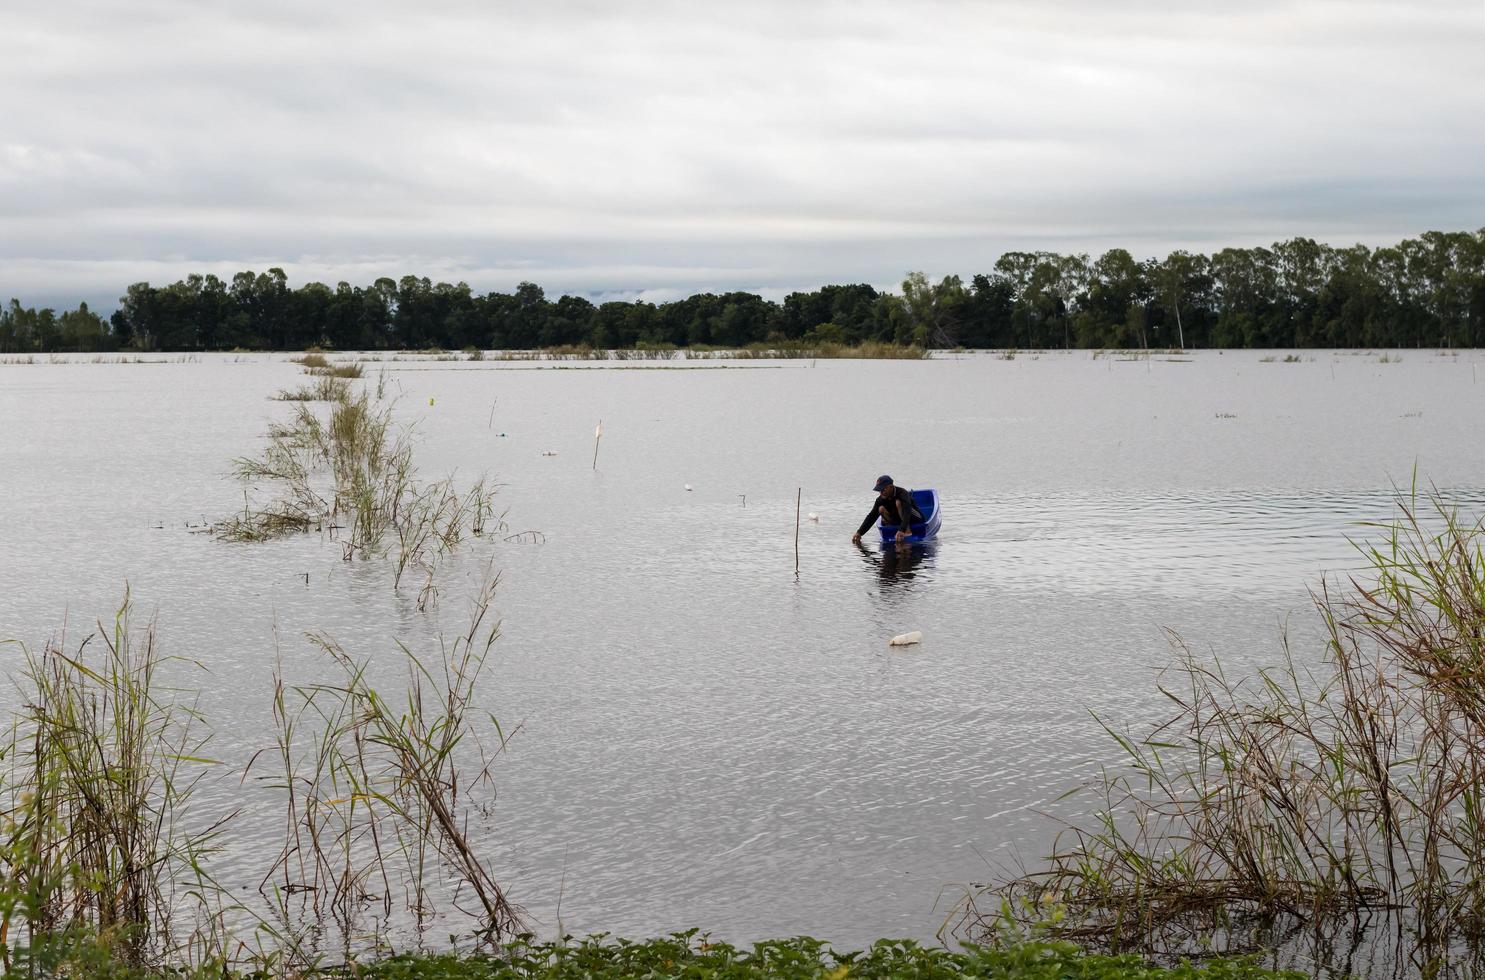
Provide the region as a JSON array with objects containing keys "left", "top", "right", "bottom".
[
  {"left": 0, "top": 581, "right": 524, "bottom": 975},
  {"left": 0, "top": 592, "right": 230, "bottom": 973},
  {"left": 545, "top": 344, "right": 609, "bottom": 360},
  {"left": 730, "top": 340, "right": 927, "bottom": 359},
  {"left": 254, "top": 575, "right": 523, "bottom": 954},
  {"left": 957, "top": 488, "right": 1485, "bottom": 965},
  {"left": 816, "top": 340, "right": 927, "bottom": 359},
  {"left": 307, "top": 362, "right": 364, "bottom": 379},
  {"left": 274, "top": 375, "right": 351, "bottom": 402},
  {"left": 217, "top": 391, "right": 496, "bottom": 598}
]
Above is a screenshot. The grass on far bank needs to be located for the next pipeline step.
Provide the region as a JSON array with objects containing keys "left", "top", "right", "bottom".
[
  {"left": 736, "top": 340, "right": 928, "bottom": 359},
  {"left": 481, "top": 341, "right": 929, "bottom": 361}
]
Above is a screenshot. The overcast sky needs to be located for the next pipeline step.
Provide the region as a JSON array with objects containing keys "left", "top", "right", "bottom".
[{"left": 3, "top": 0, "right": 1482, "bottom": 308}]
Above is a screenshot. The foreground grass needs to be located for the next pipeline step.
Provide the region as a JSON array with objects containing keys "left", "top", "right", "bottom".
[
  {"left": 340, "top": 937, "right": 1303, "bottom": 980},
  {"left": 6, "top": 935, "right": 1306, "bottom": 979}
]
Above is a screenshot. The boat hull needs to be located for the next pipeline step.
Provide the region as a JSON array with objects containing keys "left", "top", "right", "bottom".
[{"left": 879, "top": 488, "right": 941, "bottom": 543}]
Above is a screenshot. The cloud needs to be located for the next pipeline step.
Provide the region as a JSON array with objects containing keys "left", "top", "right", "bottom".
[{"left": 2, "top": 0, "right": 1482, "bottom": 308}]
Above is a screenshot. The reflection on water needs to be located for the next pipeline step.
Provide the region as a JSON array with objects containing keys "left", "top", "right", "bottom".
[
  {"left": 856, "top": 540, "right": 936, "bottom": 587},
  {"left": 4, "top": 350, "right": 1485, "bottom": 964}
]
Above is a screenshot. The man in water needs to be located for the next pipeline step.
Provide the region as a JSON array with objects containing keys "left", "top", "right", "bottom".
[{"left": 852, "top": 475, "right": 922, "bottom": 544}]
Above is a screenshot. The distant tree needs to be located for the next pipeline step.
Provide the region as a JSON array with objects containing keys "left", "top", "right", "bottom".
[
  {"left": 900, "top": 272, "right": 968, "bottom": 346},
  {"left": 963, "top": 274, "right": 1015, "bottom": 347},
  {"left": 1086, "top": 249, "right": 1149, "bottom": 348},
  {"left": 59, "top": 302, "right": 109, "bottom": 350},
  {"left": 8, "top": 229, "right": 1480, "bottom": 353},
  {"left": 541, "top": 294, "right": 595, "bottom": 347}
]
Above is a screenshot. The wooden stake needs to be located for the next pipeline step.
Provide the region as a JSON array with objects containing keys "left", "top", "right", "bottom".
[
  {"left": 592, "top": 419, "right": 603, "bottom": 469},
  {"left": 794, "top": 487, "right": 801, "bottom": 576}
]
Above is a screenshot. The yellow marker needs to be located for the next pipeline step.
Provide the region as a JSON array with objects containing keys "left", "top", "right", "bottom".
[{"left": 428, "top": 397, "right": 435, "bottom": 406}]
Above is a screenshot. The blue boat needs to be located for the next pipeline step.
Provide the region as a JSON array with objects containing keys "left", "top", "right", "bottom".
[{"left": 879, "top": 488, "right": 942, "bottom": 543}]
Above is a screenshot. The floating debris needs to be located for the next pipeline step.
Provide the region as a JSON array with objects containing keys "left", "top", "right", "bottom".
[{"left": 888, "top": 631, "right": 923, "bottom": 647}]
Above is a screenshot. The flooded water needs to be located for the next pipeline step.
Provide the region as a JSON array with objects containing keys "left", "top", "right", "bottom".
[{"left": 3, "top": 348, "right": 1485, "bottom": 951}]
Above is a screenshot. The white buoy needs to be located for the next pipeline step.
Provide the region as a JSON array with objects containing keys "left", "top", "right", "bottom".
[
  {"left": 888, "top": 631, "right": 922, "bottom": 647},
  {"left": 684, "top": 483, "right": 693, "bottom": 491},
  {"left": 807, "top": 512, "right": 819, "bottom": 522}
]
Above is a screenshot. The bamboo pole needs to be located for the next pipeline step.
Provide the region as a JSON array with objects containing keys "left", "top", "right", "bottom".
[
  {"left": 592, "top": 419, "right": 603, "bottom": 469},
  {"left": 794, "top": 488, "right": 801, "bottom": 575}
]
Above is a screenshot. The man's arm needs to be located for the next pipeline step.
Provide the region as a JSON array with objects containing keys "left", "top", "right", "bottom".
[{"left": 856, "top": 503, "right": 879, "bottom": 538}]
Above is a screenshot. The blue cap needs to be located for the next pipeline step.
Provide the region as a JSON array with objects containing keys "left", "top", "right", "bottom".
[{"left": 873, "top": 474, "right": 893, "bottom": 491}]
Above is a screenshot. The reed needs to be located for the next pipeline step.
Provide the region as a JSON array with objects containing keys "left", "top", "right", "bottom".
[
  {"left": 611, "top": 346, "right": 676, "bottom": 361},
  {"left": 294, "top": 353, "right": 331, "bottom": 369},
  {"left": 810, "top": 341, "right": 928, "bottom": 359},
  {"left": 730, "top": 341, "right": 927, "bottom": 359},
  {"left": 253, "top": 574, "right": 523, "bottom": 956},
  {"left": 0, "top": 579, "right": 522, "bottom": 974},
  {"left": 217, "top": 390, "right": 495, "bottom": 599},
  {"left": 307, "top": 363, "right": 364, "bottom": 379},
  {"left": 274, "top": 376, "right": 351, "bottom": 401},
  {"left": 955, "top": 486, "right": 1485, "bottom": 963},
  {"left": 0, "top": 591, "right": 230, "bottom": 973},
  {"left": 546, "top": 344, "right": 609, "bottom": 360}
]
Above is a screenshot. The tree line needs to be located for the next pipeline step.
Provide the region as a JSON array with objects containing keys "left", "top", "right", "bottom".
[{"left": 3, "top": 230, "right": 1483, "bottom": 353}]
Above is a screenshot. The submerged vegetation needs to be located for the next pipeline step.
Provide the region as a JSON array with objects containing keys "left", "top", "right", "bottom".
[
  {"left": 956, "top": 489, "right": 1485, "bottom": 972},
  {"left": 257, "top": 574, "right": 523, "bottom": 951},
  {"left": 217, "top": 379, "right": 495, "bottom": 599},
  {"left": 309, "top": 362, "right": 364, "bottom": 378},
  {"left": 275, "top": 375, "right": 352, "bottom": 401}
]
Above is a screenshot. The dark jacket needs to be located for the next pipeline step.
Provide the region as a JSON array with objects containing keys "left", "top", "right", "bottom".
[{"left": 857, "top": 486, "right": 923, "bottom": 537}]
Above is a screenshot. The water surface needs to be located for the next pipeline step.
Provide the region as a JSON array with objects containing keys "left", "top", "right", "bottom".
[{"left": 2, "top": 348, "right": 1483, "bottom": 948}]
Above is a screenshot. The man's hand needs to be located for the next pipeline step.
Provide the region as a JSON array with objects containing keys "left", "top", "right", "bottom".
[
  {"left": 895, "top": 530, "right": 909, "bottom": 542},
  {"left": 851, "top": 533, "right": 862, "bottom": 544}
]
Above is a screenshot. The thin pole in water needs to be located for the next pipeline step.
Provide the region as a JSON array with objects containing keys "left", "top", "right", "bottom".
[
  {"left": 794, "top": 488, "right": 801, "bottom": 576},
  {"left": 592, "top": 419, "right": 603, "bottom": 469}
]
